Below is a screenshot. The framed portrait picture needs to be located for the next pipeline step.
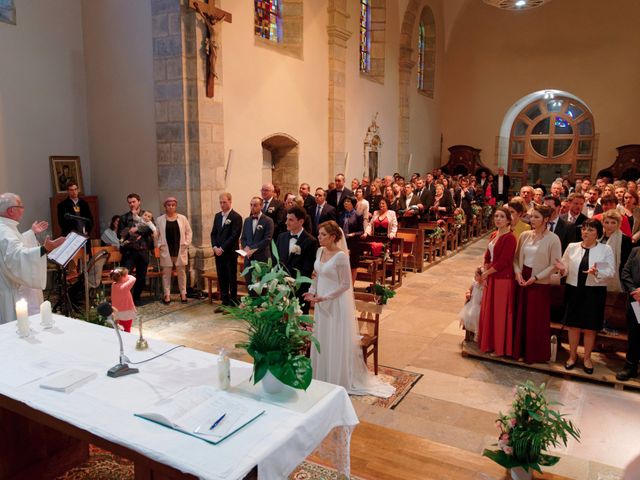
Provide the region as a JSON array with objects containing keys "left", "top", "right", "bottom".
[
  {"left": 50, "top": 156, "right": 84, "bottom": 195},
  {"left": 0, "top": 0, "right": 16, "bottom": 25}
]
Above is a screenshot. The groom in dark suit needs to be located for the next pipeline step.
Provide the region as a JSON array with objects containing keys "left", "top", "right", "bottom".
[
  {"left": 275, "top": 206, "right": 318, "bottom": 314},
  {"left": 240, "top": 197, "right": 274, "bottom": 283},
  {"left": 211, "top": 192, "right": 242, "bottom": 309}
]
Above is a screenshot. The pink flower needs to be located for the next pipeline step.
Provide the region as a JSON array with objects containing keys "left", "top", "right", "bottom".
[
  {"left": 500, "top": 432, "right": 510, "bottom": 443},
  {"left": 510, "top": 418, "right": 517, "bottom": 427},
  {"left": 495, "top": 421, "right": 502, "bottom": 429},
  {"left": 504, "top": 446, "right": 513, "bottom": 455}
]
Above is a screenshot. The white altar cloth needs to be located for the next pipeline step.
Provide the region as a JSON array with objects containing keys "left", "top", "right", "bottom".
[{"left": 0, "top": 315, "right": 359, "bottom": 480}]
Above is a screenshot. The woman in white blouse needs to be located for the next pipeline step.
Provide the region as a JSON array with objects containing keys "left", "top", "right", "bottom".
[
  {"left": 513, "top": 204, "right": 562, "bottom": 364},
  {"left": 354, "top": 187, "right": 370, "bottom": 228},
  {"left": 554, "top": 218, "right": 614, "bottom": 374}
]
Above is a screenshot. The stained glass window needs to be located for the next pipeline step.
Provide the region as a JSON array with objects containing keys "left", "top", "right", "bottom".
[
  {"left": 255, "top": 0, "right": 281, "bottom": 43},
  {"left": 417, "top": 22, "right": 425, "bottom": 91},
  {"left": 360, "top": 0, "right": 371, "bottom": 72}
]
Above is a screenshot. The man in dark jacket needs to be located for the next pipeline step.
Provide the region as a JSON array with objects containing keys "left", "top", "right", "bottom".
[
  {"left": 240, "top": 197, "right": 274, "bottom": 283},
  {"left": 326, "top": 174, "right": 353, "bottom": 214},
  {"left": 274, "top": 206, "right": 318, "bottom": 314},
  {"left": 117, "top": 193, "right": 154, "bottom": 304},
  {"left": 57, "top": 182, "right": 93, "bottom": 236},
  {"left": 211, "top": 192, "right": 242, "bottom": 309},
  {"left": 618, "top": 248, "right": 640, "bottom": 381}
]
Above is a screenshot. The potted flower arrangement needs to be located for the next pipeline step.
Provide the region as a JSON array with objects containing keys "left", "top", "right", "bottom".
[
  {"left": 483, "top": 381, "right": 580, "bottom": 480},
  {"left": 225, "top": 248, "right": 319, "bottom": 392}
]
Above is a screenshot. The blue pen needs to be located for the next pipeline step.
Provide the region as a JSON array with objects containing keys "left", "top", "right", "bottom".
[{"left": 209, "top": 413, "right": 226, "bottom": 431}]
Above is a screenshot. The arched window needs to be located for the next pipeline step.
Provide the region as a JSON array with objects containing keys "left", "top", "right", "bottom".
[
  {"left": 255, "top": 0, "right": 282, "bottom": 43},
  {"left": 360, "top": 0, "right": 371, "bottom": 73},
  {"left": 417, "top": 22, "right": 425, "bottom": 91},
  {"left": 508, "top": 96, "right": 595, "bottom": 191},
  {"left": 417, "top": 7, "right": 435, "bottom": 97}
]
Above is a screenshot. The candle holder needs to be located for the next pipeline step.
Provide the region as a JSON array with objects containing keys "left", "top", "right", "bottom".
[{"left": 136, "top": 315, "right": 148, "bottom": 350}]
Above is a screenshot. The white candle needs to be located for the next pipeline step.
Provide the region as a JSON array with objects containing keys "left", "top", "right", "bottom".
[
  {"left": 16, "top": 298, "right": 30, "bottom": 337},
  {"left": 40, "top": 300, "right": 53, "bottom": 328}
]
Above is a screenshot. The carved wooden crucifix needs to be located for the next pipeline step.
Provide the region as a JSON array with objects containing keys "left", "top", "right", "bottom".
[{"left": 188, "top": 0, "right": 232, "bottom": 98}]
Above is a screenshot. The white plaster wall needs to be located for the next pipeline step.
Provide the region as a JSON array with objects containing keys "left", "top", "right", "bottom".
[
  {"left": 408, "top": 0, "right": 444, "bottom": 173},
  {"left": 81, "top": 0, "right": 158, "bottom": 227},
  {"left": 442, "top": 0, "right": 640, "bottom": 172},
  {"left": 220, "top": 0, "right": 329, "bottom": 217},
  {"left": 0, "top": 0, "right": 89, "bottom": 226},
  {"left": 344, "top": 0, "right": 404, "bottom": 181}
]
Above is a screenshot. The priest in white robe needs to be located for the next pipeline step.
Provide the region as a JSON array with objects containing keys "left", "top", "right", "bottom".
[{"left": 0, "top": 193, "right": 64, "bottom": 323}]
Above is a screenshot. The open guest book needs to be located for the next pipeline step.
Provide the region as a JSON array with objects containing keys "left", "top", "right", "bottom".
[{"left": 135, "top": 386, "right": 265, "bottom": 445}]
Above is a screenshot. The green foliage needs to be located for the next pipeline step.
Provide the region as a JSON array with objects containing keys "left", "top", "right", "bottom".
[
  {"left": 428, "top": 227, "right": 444, "bottom": 239},
  {"left": 483, "top": 381, "right": 580, "bottom": 472},
  {"left": 372, "top": 282, "right": 396, "bottom": 305},
  {"left": 226, "top": 242, "right": 318, "bottom": 390}
]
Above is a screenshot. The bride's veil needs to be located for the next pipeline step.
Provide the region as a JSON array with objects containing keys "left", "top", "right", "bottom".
[{"left": 337, "top": 227, "right": 349, "bottom": 256}]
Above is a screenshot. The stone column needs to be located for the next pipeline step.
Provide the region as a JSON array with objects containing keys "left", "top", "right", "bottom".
[
  {"left": 151, "top": 0, "right": 226, "bottom": 288},
  {"left": 327, "top": 1, "right": 352, "bottom": 179},
  {"left": 398, "top": 50, "right": 415, "bottom": 177}
]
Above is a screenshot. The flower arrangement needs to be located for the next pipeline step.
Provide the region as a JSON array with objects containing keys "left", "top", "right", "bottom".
[
  {"left": 225, "top": 245, "right": 319, "bottom": 390},
  {"left": 471, "top": 204, "right": 482, "bottom": 217},
  {"left": 428, "top": 227, "right": 444, "bottom": 239},
  {"left": 483, "top": 381, "right": 580, "bottom": 475},
  {"left": 372, "top": 282, "right": 396, "bottom": 305}
]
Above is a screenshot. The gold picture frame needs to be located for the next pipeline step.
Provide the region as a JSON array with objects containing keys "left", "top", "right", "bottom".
[{"left": 50, "top": 156, "right": 84, "bottom": 195}]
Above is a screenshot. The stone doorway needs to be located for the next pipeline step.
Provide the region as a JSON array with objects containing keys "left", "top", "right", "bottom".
[{"left": 261, "top": 133, "right": 299, "bottom": 198}]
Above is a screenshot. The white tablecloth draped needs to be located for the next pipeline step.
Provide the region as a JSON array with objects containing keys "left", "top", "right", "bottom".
[{"left": 0, "top": 315, "right": 359, "bottom": 479}]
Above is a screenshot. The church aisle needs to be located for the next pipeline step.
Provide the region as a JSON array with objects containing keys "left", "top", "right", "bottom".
[{"left": 143, "top": 239, "right": 633, "bottom": 478}]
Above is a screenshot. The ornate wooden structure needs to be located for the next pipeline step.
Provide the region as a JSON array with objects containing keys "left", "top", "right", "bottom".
[
  {"left": 442, "top": 145, "right": 491, "bottom": 177},
  {"left": 597, "top": 144, "right": 640, "bottom": 180}
]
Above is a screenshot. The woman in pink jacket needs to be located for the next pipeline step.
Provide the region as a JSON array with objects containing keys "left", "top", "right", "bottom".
[{"left": 110, "top": 267, "right": 136, "bottom": 332}]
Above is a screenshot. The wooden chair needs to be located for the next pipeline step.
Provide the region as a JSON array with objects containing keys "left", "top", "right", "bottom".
[
  {"left": 445, "top": 217, "right": 459, "bottom": 252},
  {"left": 395, "top": 231, "right": 417, "bottom": 272},
  {"left": 354, "top": 292, "right": 382, "bottom": 375},
  {"left": 382, "top": 237, "right": 404, "bottom": 288},
  {"left": 356, "top": 240, "right": 385, "bottom": 286}
]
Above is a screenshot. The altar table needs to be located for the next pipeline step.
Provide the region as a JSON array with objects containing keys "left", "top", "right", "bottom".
[{"left": 0, "top": 315, "right": 358, "bottom": 479}]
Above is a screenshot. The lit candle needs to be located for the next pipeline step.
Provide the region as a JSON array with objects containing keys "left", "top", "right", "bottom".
[
  {"left": 16, "top": 298, "right": 30, "bottom": 337},
  {"left": 40, "top": 300, "right": 53, "bottom": 328}
]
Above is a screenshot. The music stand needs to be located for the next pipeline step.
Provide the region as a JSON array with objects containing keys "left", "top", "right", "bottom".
[{"left": 48, "top": 232, "right": 89, "bottom": 318}]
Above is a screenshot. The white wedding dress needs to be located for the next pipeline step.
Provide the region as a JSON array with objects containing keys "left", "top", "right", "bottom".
[{"left": 310, "top": 247, "right": 395, "bottom": 398}]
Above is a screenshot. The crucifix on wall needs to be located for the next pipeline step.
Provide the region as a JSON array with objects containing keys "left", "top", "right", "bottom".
[{"left": 188, "top": 0, "right": 232, "bottom": 98}]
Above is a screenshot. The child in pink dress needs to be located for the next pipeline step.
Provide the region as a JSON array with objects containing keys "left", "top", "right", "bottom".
[{"left": 110, "top": 267, "right": 136, "bottom": 332}]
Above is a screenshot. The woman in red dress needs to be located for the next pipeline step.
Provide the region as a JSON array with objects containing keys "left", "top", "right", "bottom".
[{"left": 478, "top": 206, "right": 517, "bottom": 357}]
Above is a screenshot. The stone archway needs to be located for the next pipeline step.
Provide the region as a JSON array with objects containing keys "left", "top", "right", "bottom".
[{"left": 261, "top": 133, "right": 299, "bottom": 198}]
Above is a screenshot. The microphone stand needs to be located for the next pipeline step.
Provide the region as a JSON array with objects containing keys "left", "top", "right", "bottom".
[{"left": 106, "top": 315, "right": 139, "bottom": 377}]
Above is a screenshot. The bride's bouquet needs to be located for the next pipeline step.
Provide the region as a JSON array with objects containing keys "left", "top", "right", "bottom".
[{"left": 224, "top": 243, "right": 320, "bottom": 391}]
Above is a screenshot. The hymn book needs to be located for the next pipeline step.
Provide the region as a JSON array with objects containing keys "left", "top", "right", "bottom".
[
  {"left": 47, "top": 232, "right": 88, "bottom": 267},
  {"left": 135, "top": 386, "right": 265, "bottom": 445}
]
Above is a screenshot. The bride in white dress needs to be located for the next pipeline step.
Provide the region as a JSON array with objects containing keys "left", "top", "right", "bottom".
[{"left": 304, "top": 221, "right": 395, "bottom": 398}]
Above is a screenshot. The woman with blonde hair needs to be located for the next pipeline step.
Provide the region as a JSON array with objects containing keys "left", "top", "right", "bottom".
[
  {"left": 156, "top": 197, "right": 193, "bottom": 304},
  {"left": 600, "top": 209, "right": 632, "bottom": 293},
  {"left": 507, "top": 198, "right": 531, "bottom": 241}
]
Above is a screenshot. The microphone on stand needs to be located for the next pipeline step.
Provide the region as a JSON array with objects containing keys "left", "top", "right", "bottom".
[
  {"left": 97, "top": 302, "right": 139, "bottom": 378},
  {"left": 64, "top": 213, "right": 92, "bottom": 223}
]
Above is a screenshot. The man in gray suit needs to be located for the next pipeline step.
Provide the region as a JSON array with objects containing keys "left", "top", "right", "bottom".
[{"left": 241, "top": 196, "right": 274, "bottom": 264}]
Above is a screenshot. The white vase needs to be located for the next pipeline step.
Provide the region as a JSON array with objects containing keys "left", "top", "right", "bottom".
[
  {"left": 261, "top": 370, "right": 284, "bottom": 394},
  {"left": 510, "top": 466, "right": 533, "bottom": 480}
]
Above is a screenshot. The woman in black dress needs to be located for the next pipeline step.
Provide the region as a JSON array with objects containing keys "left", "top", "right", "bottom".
[
  {"left": 339, "top": 197, "right": 364, "bottom": 284},
  {"left": 554, "top": 219, "right": 615, "bottom": 374}
]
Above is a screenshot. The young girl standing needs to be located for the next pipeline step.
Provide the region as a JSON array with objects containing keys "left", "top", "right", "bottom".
[{"left": 110, "top": 267, "right": 136, "bottom": 332}]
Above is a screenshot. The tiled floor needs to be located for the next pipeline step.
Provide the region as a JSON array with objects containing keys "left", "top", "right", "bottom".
[{"left": 142, "top": 238, "right": 638, "bottom": 478}]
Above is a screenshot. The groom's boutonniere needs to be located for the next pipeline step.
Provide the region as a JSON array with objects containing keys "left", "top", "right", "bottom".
[
  {"left": 290, "top": 245, "right": 301, "bottom": 255},
  {"left": 224, "top": 219, "right": 232, "bottom": 225},
  {"left": 256, "top": 225, "right": 264, "bottom": 231},
  {"left": 267, "top": 207, "right": 275, "bottom": 213}
]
